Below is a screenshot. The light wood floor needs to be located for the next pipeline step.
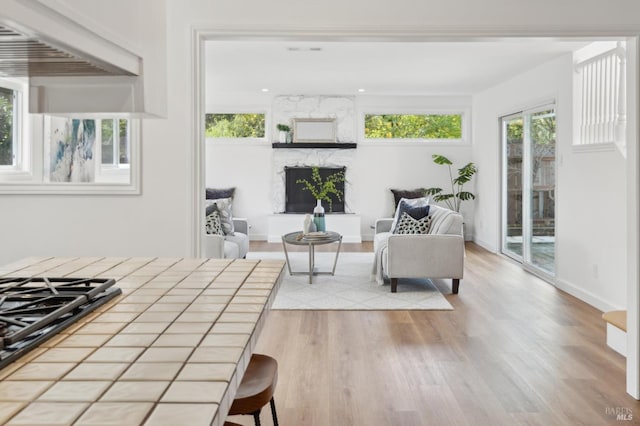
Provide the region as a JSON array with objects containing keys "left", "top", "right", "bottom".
[{"left": 227, "top": 242, "right": 639, "bottom": 426}]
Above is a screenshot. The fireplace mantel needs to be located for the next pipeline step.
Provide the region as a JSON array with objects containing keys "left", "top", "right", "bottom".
[{"left": 272, "top": 143, "right": 357, "bottom": 149}]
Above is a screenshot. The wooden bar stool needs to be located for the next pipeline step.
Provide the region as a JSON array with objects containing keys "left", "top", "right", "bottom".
[{"left": 229, "top": 353, "right": 279, "bottom": 426}]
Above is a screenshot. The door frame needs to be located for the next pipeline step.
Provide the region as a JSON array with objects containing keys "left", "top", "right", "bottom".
[
  {"left": 189, "top": 28, "right": 639, "bottom": 399},
  {"left": 500, "top": 103, "right": 557, "bottom": 282}
]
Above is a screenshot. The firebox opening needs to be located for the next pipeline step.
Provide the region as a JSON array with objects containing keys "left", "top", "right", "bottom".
[{"left": 284, "top": 166, "right": 346, "bottom": 213}]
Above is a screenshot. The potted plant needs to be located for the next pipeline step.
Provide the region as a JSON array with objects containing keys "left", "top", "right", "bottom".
[
  {"left": 296, "top": 167, "right": 345, "bottom": 212},
  {"left": 425, "top": 154, "right": 477, "bottom": 212},
  {"left": 276, "top": 124, "right": 291, "bottom": 143}
]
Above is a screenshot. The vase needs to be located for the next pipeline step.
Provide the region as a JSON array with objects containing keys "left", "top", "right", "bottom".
[
  {"left": 313, "top": 199, "right": 326, "bottom": 232},
  {"left": 278, "top": 131, "right": 287, "bottom": 143},
  {"left": 303, "top": 214, "right": 312, "bottom": 234}
]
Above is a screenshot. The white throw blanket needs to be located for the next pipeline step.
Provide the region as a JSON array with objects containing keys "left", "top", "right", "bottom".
[{"left": 371, "top": 233, "right": 389, "bottom": 285}]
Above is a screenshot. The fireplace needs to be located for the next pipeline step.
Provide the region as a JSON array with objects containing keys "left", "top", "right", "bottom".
[{"left": 285, "top": 166, "right": 346, "bottom": 213}]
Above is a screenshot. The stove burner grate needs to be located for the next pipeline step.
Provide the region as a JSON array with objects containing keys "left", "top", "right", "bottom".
[{"left": 0, "top": 277, "right": 121, "bottom": 369}]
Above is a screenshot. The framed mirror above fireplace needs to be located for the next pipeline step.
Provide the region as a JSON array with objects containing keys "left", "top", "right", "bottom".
[{"left": 293, "top": 118, "right": 336, "bottom": 143}]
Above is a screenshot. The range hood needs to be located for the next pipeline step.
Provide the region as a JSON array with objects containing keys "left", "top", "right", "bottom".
[
  {"left": 0, "top": 0, "right": 165, "bottom": 117},
  {"left": 0, "top": 25, "right": 137, "bottom": 77}
]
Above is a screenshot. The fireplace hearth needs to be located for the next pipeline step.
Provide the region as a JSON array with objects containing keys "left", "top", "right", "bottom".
[{"left": 284, "top": 166, "right": 346, "bottom": 213}]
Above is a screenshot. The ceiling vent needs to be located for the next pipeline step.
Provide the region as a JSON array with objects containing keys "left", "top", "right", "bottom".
[{"left": 0, "top": 25, "right": 136, "bottom": 78}]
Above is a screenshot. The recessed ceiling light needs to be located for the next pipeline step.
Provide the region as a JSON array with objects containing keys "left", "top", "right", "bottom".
[
  {"left": 286, "top": 47, "right": 323, "bottom": 52},
  {"left": 358, "top": 88, "right": 366, "bottom": 93},
  {"left": 261, "top": 88, "right": 269, "bottom": 92}
]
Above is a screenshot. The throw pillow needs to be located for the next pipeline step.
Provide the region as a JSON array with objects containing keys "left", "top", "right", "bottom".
[
  {"left": 392, "top": 200, "right": 430, "bottom": 233},
  {"left": 205, "top": 197, "right": 234, "bottom": 235},
  {"left": 205, "top": 187, "right": 235, "bottom": 200},
  {"left": 390, "top": 196, "right": 429, "bottom": 233},
  {"left": 205, "top": 210, "right": 224, "bottom": 235},
  {"left": 390, "top": 188, "right": 428, "bottom": 209},
  {"left": 394, "top": 212, "right": 432, "bottom": 235}
]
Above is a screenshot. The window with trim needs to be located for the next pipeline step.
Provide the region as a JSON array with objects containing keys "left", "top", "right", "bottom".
[
  {"left": 0, "top": 87, "right": 16, "bottom": 166},
  {"left": 0, "top": 110, "right": 138, "bottom": 193},
  {"left": 101, "top": 118, "right": 130, "bottom": 167},
  {"left": 0, "top": 79, "right": 26, "bottom": 171},
  {"left": 205, "top": 113, "right": 265, "bottom": 138},
  {"left": 44, "top": 116, "right": 133, "bottom": 184},
  {"left": 364, "top": 113, "right": 464, "bottom": 140}
]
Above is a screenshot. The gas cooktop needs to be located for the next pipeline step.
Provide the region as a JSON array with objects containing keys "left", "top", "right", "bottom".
[{"left": 0, "top": 277, "right": 121, "bottom": 369}]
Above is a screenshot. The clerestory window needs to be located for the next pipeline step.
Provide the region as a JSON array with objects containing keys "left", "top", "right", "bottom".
[
  {"left": 362, "top": 111, "right": 468, "bottom": 143},
  {"left": 205, "top": 113, "right": 266, "bottom": 138}
]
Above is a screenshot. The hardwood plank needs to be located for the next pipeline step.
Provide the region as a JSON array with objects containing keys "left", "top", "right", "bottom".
[{"left": 226, "top": 242, "right": 640, "bottom": 425}]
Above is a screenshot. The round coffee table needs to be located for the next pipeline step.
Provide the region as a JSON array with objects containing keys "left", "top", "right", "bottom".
[{"left": 281, "top": 231, "right": 343, "bottom": 284}]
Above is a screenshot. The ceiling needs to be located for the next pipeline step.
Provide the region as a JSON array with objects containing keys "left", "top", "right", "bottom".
[{"left": 205, "top": 39, "right": 592, "bottom": 104}]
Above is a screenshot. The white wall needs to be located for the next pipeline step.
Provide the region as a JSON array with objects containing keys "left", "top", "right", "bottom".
[
  {"left": 1, "top": 0, "right": 639, "bottom": 265},
  {"left": 472, "top": 54, "right": 628, "bottom": 311},
  {"left": 206, "top": 94, "right": 473, "bottom": 241}
]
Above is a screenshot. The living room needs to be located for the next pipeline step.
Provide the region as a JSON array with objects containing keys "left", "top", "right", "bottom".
[
  {"left": 204, "top": 38, "right": 629, "bottom": 312},
  {"left": 0, "top": 1, "right": 640, "bottom": 424}
]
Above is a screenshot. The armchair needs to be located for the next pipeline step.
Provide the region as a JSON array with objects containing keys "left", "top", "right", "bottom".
[
  {"left": 372, "top": 205, "right": 464, "bottom": 293},
  {"left": 203, "top": 218, "right": 249, "bottom": 259}
]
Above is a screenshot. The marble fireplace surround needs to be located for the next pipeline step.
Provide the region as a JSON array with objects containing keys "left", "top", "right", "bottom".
[
  {"left": 272, "top": 148, "right": 355, "bottom": 214},
  {"left": 271, "top": 95, "right": 357, "bottom": 214}
]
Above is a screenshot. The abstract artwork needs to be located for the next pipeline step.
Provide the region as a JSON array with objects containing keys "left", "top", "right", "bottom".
[{"left": 48, "top": 117, "right": 96, "bottom": 182}]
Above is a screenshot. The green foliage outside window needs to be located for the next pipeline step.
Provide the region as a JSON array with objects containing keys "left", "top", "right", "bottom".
[
  {"left": 101, "top": 119, "right": 130, "bottom": 165},
  {"left": 364, "top": 114, "right": 462, "bottom": 139},
  {"left": 205, "top": 113, "right": 265, "bottom": 138},
  {"left": 0, "top": 87, "right": 14, "bottom": 165}
]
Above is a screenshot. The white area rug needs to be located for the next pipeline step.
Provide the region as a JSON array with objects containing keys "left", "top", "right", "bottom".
[{"left": 247, "top": 252, "right": 453, "bottom": 310}]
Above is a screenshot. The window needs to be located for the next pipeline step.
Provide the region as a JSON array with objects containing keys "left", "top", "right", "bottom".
[
  {"left": 44, "top": 116, "right": 134, "bottom": 185},
  {"left": 364, "top": 113, "right": 463, "bottom": 140},
  {"left": 0, "top": 79, "right": 26, "bottom": 170},
  {"left": 101, "top": 119, "right": 130, "bottom": 167},
  {"left": 205, "top": 113, "right": 265, "bottom": 138},
  {"left": 0, "top": 78, "right": 138, "bottom": 193},
  {"left": 0, "top": 87, "right": 16, "bottom": 166}
]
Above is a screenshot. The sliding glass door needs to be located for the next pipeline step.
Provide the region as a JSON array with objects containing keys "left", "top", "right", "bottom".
[{"left": 501, "top": 106, "right": 556, "bottom": 277}]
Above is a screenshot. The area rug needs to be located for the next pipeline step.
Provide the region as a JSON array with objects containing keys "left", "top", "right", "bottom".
[{"left": 246, "top": 252, "right": 453, "bottom": 310}]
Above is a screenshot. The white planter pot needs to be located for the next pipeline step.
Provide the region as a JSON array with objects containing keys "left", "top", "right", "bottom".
[{"left": 278, "top": 131, "right": 287, "bottom": 143}]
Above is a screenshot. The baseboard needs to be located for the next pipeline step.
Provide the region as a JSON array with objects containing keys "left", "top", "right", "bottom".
[
  {"left": 249, "top": 234, "right": 267, "bottom": 241},
  {"left": 472, "top": 237, "right": 497, "bottom": 253},
  {"left": 555, "top": 278, "right": 623, "bottom": 313}
]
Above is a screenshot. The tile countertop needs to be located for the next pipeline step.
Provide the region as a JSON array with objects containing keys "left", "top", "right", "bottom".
[{"left": 0, "top": 256, "right": 285, "bottom": 426}]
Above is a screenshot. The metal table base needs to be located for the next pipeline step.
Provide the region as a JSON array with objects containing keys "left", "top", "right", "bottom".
[{"left": 281, "top": 231, "right": 342, "bottom": 284}]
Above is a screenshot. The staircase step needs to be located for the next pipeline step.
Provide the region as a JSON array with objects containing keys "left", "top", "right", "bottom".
[{"left": 602, "top": 310, "right": 627, "bottom": 332}]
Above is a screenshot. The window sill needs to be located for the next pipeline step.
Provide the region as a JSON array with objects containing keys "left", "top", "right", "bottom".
[
  {"left": 360, "top": 139, "right": 469, "bottom": 147},
  {"left": 205, "top": 138, "right": 269, "bottom": 146},
  {"left": 0, "top": 182, "right": 139, "bottom": 195}
]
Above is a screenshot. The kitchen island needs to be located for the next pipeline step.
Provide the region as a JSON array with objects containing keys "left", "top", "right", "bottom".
[{"left": 0, "top": 256, "right": 284, "bottom": 426}]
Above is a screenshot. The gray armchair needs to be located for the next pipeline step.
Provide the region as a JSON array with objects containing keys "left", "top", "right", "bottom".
[
  {"left": 203, "top": 218, "right": 249, "bottom": 258},
  {"left": 372, "top": 205, "right": 465, "bottom": 293}
]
